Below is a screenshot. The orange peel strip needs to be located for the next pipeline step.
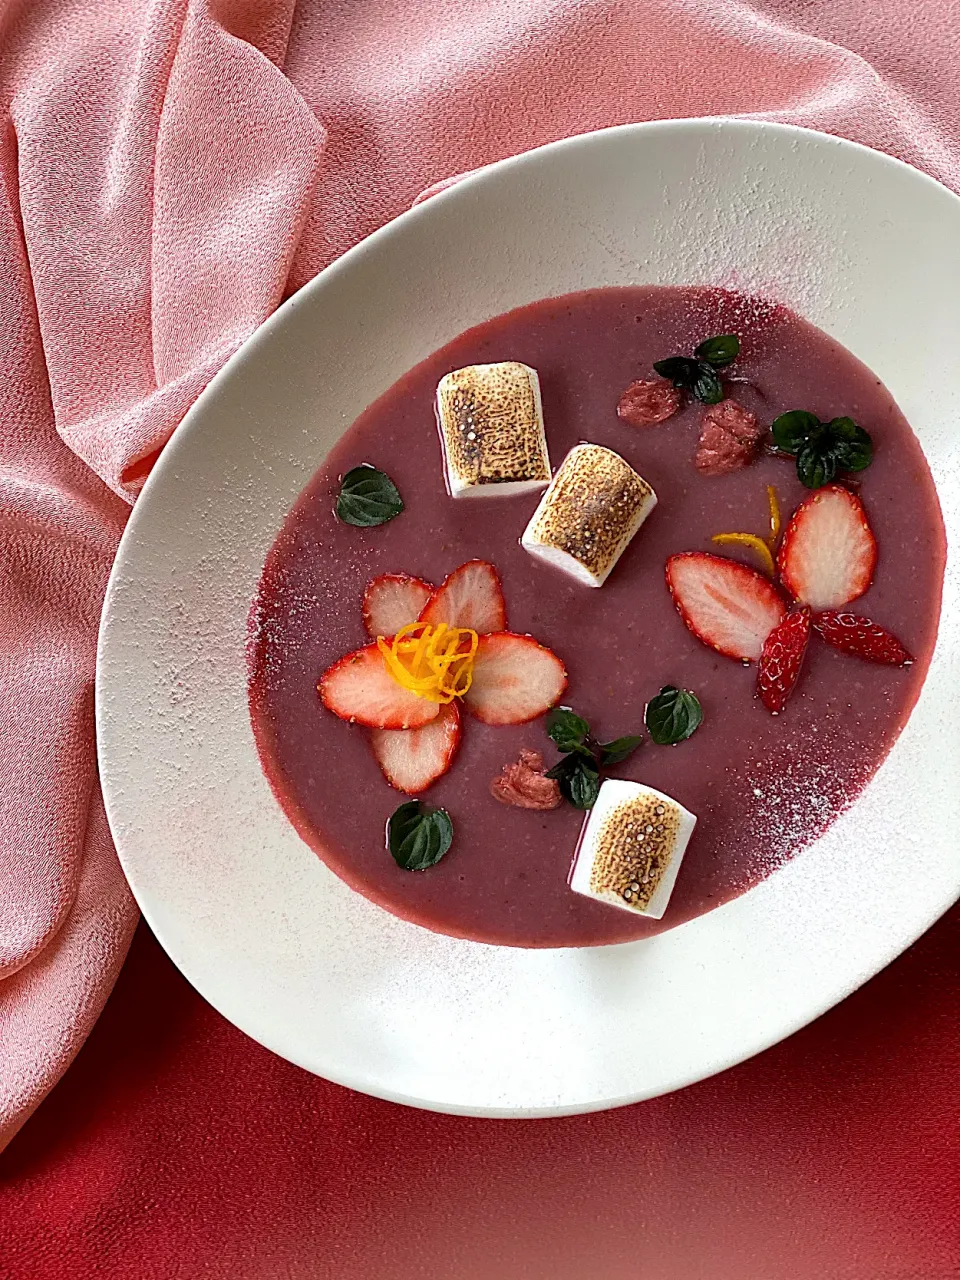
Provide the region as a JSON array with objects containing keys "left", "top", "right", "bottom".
[
  {"left": 378, "top": 622, "right": 479, "bottom": 703},
  {"left": 711, "top": 532, "right": 776, "bottom": 577},
  {"left": 767, "top": 485, "right": 781, "bottom": 546}
]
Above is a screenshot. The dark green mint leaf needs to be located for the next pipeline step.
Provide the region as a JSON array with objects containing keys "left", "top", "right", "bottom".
[
  {"left": 833, "top": 440, "right": 872, "bottom": 472},
  {"left": 598, "top": 735, "right": 644, "bottom": 766},
  {"left": 564, "top": 758, "right": 601, "bottom": 810},
  {"left": 770, "top": 410, "right": 821, "bottom": 455},
  {"left": 336, "top": 465, "right": 404, "bottom": 527},
  {"left": 691, "top": 361, "right": 724, "bottom": 404},
  {"left": 644, "top": 685, "right": 703, "bottom": 746},
  {"left": 796, "top": 443, "right": 837, "bottom": 490},
  {"left": 544, "top": 754, "right": 580, "bottom": 782},
  {"left": 827, "top": 417, "right": 873, "bottom": 471},
  {"left": 771, "top": 411, "right": 873, "bottom": 488},
  {"left": 546, "top": 707, "right": 591, "bottom": 755},
  {"left": 544, "top": 754, "right": 600, "bottom": 808},
  {"left": 652, "top": 355, "right": 700, "bottom": 390},
  {"left": 387, "top": 800, "right": 453, "bottom": 871},
  {"left": 827, "top": 415, "right": 861, "bottom": 441},
  {"left": 694, "top": 334, "right": 740, "bottom": 368}
]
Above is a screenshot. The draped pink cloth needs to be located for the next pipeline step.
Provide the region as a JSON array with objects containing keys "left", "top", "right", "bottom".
[{"left": 1, "top": 0, "right": 958, "bottom": 1150}]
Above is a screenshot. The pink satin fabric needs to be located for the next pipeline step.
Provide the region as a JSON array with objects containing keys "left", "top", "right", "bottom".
[{"left": 1, "top": 0, "right": 958, "bottom": 1150}]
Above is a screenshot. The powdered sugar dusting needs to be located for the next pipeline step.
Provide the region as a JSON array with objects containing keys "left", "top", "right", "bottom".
[{"left": 742, "top": 747, "right": 872, "bottom": 884}]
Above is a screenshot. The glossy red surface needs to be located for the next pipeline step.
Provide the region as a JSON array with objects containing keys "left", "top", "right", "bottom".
[{"left": 2, "top": 914, "right": 958, "bottom": 1279}]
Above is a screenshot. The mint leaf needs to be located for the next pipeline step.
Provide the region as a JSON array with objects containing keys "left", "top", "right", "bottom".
[
  {"left": 565, "top": 758, "right": 600, "bottom": 810},
  {"left": 691, "top": 362, "right": 724, "bottom": 404},
  {"left": 544, "top": 754, "right": 579, "bottom": 782},
  {"left": 771, "top": 410, "right": 873, "bottom": 490},
  {"left": 771, "top": 410, "right": 820, "bottom": 454},
  {"left": 828, "top": 417, "right": 872, "bottom": 471},
  {"left": 653, "top": 355, "right": 725, "bottom": 404},
  {"left": 387, "top": 801, "right": 453, "bottom": 870},
  {"left": 827, "top": 415, "right": 862, "bottom": 441},
  {"left": 336, "top": 465, "right": 404, "bottom": 527},
  {"left": 598, "top": 735, "right": 644, "bottom": 766},
  {"left": 544, "top": 754, "right": 600, "bottom": 809},
  {"left": 546, "top": 707, "right": 591, "bottom": 755},
  {"left": 653, "top": 336, "right": 740, "bottom": 404},
  {"left": 796, "top": 443, "right": 837, "bottom": 490},
  {"left": 694, "top": 334, "right": 740, "bottom": 368},
  {"left": 544, "top": 710, "right": 642, "bottom": 808},
  {"left": 652, "top": 355, "right": 700, "bottom": 390},
  {"left": 645, "top": 686, "right": 703, "bottom": 746}
]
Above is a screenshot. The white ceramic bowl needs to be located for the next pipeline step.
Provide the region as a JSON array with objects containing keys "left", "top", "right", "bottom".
[{"left": 97, "top": 120, "right": 960, "bottom": 1116}]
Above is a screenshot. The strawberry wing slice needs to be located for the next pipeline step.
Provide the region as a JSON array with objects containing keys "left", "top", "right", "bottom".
[
  {"left": 363, "top": 573, "right": 433, "bottom": 638},
  {"left": 319, "top": 644, "right": 439, "bottom": 730},
  {"left": 812, "top": 611, "right": 914, "bottom": 666},
  {"left": 778, "top": 485, "right": 877, "bottom": 611},
  {"left": 419, "top": 560, "right": 507, "bottom": 634},
  {"left": 666, "top": 552, "right": 788, "bottom": 662},
  {"left": 464, "top": 633, "right": 567, "bottom": 725},
  {"left": 757, "top": 607, "right": 811, "bottom": 713},
  {"left": 370, "top": 703, "right": 461, "bottom": 794}
]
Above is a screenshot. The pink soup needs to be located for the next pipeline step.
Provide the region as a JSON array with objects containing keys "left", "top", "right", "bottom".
[{"left": 248, "top": 287, "right": 945, "bottom": 947}]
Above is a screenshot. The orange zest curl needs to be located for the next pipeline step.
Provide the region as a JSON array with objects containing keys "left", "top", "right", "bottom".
[
  {"left": 767, "top": 484, "right": 781, "bottom": 546},
  {"left": 711, "top": 484, "right": 782, "bottom": 576},
  {"left": 711, "top": 532, "right": 775, "bottom": 576},
  {"left": 377, "top": 622, "right": 479, "bottom": 703}
]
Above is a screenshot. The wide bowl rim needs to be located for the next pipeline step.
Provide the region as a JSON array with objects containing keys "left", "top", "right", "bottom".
[{"left": 96, "top": 117, "right": 960, "bottom": 1117}]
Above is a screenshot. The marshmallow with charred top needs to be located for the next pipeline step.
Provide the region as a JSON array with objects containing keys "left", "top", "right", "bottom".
[
  {"left": 569, "top": 779, "right": 696, "bottom": 919},
  {"left": 521, "top": 443, "right": 657, "bottom": 586},
  {"left": 435, "top": 362, "right": 552, "bottom": 498}
]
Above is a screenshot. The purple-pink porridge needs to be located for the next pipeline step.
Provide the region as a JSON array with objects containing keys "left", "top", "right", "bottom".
[{"left": 248, "top": 287, "right": 944, "bottom": 948}]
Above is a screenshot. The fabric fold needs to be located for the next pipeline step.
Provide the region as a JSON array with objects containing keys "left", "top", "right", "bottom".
[{"left": 0, "top": 0, "right": 325, "bottom": 1152}]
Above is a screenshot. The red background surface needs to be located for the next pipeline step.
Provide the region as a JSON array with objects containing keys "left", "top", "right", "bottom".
[{"left": 1, "top": 910, "right": 958, "bottom": 1279}]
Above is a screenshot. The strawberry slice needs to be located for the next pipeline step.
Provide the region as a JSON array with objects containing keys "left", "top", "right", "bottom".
[
  {"left": 419, "top": 560, "right": 507, "bottom": 634},
  {"left": 319, "top": 644, "right": 439, "bottom": 730},
  {"left": 757, "top": 607, "right": 811, "bottom": 714},
  {"left": 778, "top": 485, "right": 877, "bottom": 611},
  {"left": 370, "top": 702, "right": 461, "bottom": 793},
  {"left": 813, "top": 611, "right": 914, "bottom": 666},
  {"left": 363, "top": 573, "right": 433, "bottom": 638},
  {"left": 666, "top": 552, "right": 788, "bottom": 662},
  {"left": 464, "top": 633, "right": 567, "bottom": 725}
]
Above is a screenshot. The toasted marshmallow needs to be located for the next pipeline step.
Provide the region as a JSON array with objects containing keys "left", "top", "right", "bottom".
[
  {"left": 569, "top": 779, "right": 696, "bottom": 919},
  {"left": 435, "top": 362, "right": 552, "bottom": 498},
  {"left": 521, "top": 444, "right": 657, "bottom": 586}
]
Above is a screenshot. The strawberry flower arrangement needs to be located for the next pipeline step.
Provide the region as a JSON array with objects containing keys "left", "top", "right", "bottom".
[
  {"left": 319, "top": 560, "right": 567, "bottom": 792},
  {"left": 666, "top": 484, "right": 914, "bottom": 713}
]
